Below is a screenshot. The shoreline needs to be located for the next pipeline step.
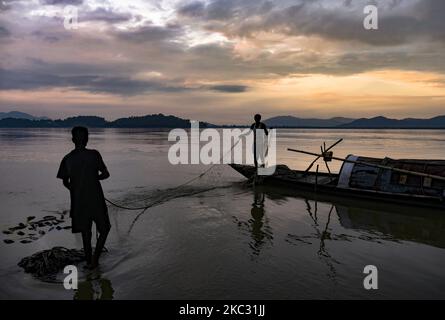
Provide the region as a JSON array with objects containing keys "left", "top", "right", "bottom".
[{"left": 1, "top": 126, "right": 445, "bottom": 130}]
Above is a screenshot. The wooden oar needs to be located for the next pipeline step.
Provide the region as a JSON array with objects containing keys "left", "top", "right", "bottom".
[
  {"left": 304, "top": 138, "right": 343, "bottom": 173},
  {"left": 288, "top": 148, "right": 445, "bottom": 182}
]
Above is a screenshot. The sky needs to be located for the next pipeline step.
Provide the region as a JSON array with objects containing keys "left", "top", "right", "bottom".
[{"left": 0, "top": 0, "right": 444, "bottom": 124}]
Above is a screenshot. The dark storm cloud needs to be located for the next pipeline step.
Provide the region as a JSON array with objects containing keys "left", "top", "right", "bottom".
[
  {"left": 178, "top": 0, "right": 445, "bottom": 46},
  {"left": 206, "top": 0, "right": 236, "bottom": 20},
  {"left": 0, "top": 68, "right": 190, "bottom": 95},
  {"left": 82, "top": 7, "right": 134, "bottom": 23},
  {"left": 31, "top": 31, "right": 61, "bottom": 43},
  {"left": 257, "top": 4, "right": 419, "bottom": 46},
  {"left": 178, "top": 0, "right": 235, "bottom": 20},
  {"left": 0, "top": 67, "right": 253, "bottom": 95},
  {"left": 0, "top": 0, "right": 20, "bottom": 11},
  {"left": 40, "top": 0, "right": 83, "bottom": 5},
  {"left": 417, "top": 0, "right": 445, "bottom": 42},
  {"left": 177, "top": 1, "right": 205, "bottom": 17},
  {"left": 175, "top": 0, "right": 445, "bottom": 77},
  {"left": 71, "top": 76, "right": 189, "bottom": 95},
  {"left": 208, "top": 85, "right": 249, "bottom": 93},
  {"left": 24, "top": 58, "right": 141, "bottom": 76},
  {"left": 0, "top": 69, "right": 60, "bottom": 90},
  {"left": 114, "top": 24, "right": 184, "bottom": 42},
  {"left": 226, "top": 3, "right": 416, "bottom": 46},
  {"left": 0, "top": 2, "right": 10, "bottom": 11},
  {"left": 0, "top": 26, "right": 11, "bottom": 38},
  {"left": 297, "top": 50, "right": 445, "bottom": 75},
  {"left": 272, "top": 1, "right": 445, "bottom": 46},
  {"left": 178, "top": 0, "right": 274, "bottom": 21}
]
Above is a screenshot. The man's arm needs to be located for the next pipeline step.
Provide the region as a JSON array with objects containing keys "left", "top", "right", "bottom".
[
  {"left": 62, "top": 178, "right": 71, "bottom": 190},
  {"left": 241, "top": 124, "right": 255, "bottom": 137},
  {"left": 98, "top": 167, "right": 110, "bottom": 180},
  {"left": 96, "top": 150, "right": 110, "bottom": 180},
  {"left": 263, "top": 123, "right": 269, "bottom": 136},
  {"left": 57, "top": 157, "right": 70, "bottom": 189}
]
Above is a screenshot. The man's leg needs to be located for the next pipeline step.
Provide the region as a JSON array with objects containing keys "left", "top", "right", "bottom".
[
  {"left": 253, "top": 138, "right": 258, "bottom": 169},
  {"left": 81, "top": 230, "right": 93, "bottom": 265},
  {"left": 258, "top": 142, "right": 265, "bottom": 167},
  {"left": 92, "top": 226, "right": 110, "bottom": 267}
]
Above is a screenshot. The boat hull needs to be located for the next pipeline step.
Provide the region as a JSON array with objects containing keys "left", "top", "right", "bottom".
[{"left": 230, "top": 164, "right": 445, "bottom": 210}]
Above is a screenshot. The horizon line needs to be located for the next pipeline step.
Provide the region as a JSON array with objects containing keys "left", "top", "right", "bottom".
[{"left": 1, "top": 110, "right": 444, "bottom": 124}]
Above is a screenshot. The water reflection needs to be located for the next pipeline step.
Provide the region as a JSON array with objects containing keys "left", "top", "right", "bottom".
[
  {"left": 290, "top": 199, "right": 339, "bottom": 283},
  {"left": 246, "top": 185, "right": 445, "bottom": 250},
  {"left": 233, "top": 187, "right": 274, "bottom": 257},
  {"left": 335, "top": 205, "right": 445, "bottom": 248},
  {"left": 250, "top": 188, "right": 267, "bottom": 253},
  {"left": 310, "top": 204, "right": 339, "bottom": 283},
  {"left": 73, "top": 273, "right": 114, "bottom": 300},
  {"left": 266, "top": 188, "right": 445, "bottom": 248}
]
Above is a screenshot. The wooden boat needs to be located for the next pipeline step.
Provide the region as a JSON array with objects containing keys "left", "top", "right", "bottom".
[{"left": 230, "top": 155, "right": 445, "bottom": 210}]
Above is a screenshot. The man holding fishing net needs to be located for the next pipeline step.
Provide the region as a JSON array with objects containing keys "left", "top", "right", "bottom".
[{"left": 57, "top": 126, "right": 111, "bottom": 269}]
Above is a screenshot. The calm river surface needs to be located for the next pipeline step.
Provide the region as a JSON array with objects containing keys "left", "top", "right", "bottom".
[{"left": 0, "top": 128, "right": 444, "bottom": 299}]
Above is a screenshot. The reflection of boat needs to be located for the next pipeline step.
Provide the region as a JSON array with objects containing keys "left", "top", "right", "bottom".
[
  {"left": 230, "top": 156, "right": 445, "bottom": 209},
  {"left": 335, "top": 205, "right": 445, "bottom": 249},
  {"left": 247, "top": 184, "right": 445, "bottom": 249}
]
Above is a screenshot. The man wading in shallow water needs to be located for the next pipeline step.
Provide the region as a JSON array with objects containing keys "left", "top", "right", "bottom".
[{"left": 57, "top": 126, "right": 111, "bottom": 269}]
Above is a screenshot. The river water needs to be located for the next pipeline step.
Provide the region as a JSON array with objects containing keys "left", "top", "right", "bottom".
[{"left": 0, "top": 128, "right": 444, "bottom": 299}]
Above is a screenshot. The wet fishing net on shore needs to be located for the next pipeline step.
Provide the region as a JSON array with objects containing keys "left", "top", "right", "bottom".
[{"left": 18, "top": 246, "right": 85, "bottom": 282}]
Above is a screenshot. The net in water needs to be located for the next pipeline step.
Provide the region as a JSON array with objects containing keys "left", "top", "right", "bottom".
[{"left": 18, "top": 246, "right": 85, "bottom": 282}]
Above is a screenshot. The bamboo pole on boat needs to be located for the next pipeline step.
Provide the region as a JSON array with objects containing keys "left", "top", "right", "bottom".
[
  {"left": 304, "top": 138, "right": 343, "bottom": 173},
  {"left": 287, "top": 148, "right": 445, "bottom": 182},
  {"left": 315, "top": 164, "right": 319, "bottom": 193}
]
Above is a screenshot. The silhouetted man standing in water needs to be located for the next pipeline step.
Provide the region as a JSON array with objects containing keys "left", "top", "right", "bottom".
[
  {"left": 57, "top": 126, "right": 111, "bottom": 269},
  {"left": 250, "top": 114, "right": 269, "bottom": 169}
]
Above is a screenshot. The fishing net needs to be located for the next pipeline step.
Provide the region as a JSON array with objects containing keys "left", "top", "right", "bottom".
[
  {"left": 18, "top": 246, "right": 85, "bottom": 282},
  {"left": 107, "top": 164, "right": 239, "bottom": 211}
]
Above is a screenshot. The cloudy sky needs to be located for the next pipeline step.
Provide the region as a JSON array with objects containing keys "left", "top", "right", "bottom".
[{"left": 0, "top": 0, "right": 444, "bottom": 124}]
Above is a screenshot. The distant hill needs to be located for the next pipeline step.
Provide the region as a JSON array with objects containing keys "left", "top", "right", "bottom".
[
  {"left": 264, "top": 116, "right": 355, "bottom": 127},
  {"left": 0, "top": 111, "right": 49, "bottom": 120},
  {"left": 340, "top": 116, "right": 445, "bottom": 128},
  {"left": 112, "top": 114, "right": 192, "bottom": 128},
  {"left": 0, "top": 113, "right": 210, "bottom": 128},
  {"left": 1, "top": 112, "right": 443, "bottom": 129}
]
